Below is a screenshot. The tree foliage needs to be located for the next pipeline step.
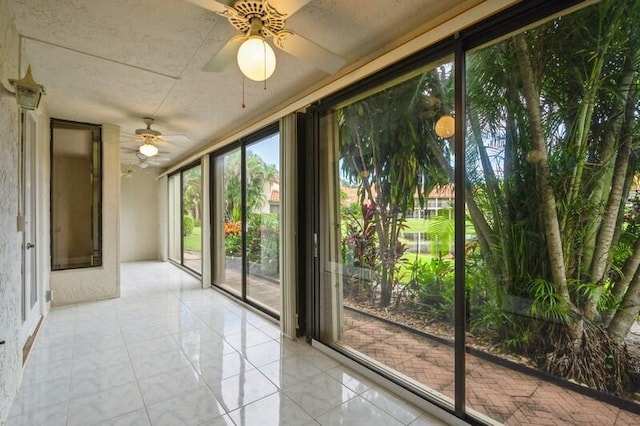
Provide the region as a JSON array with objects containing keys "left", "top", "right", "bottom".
[
  {"left": 464, "top": 0, "right": 640, "bottom": 394},
  {"left": 338, "top": 0, "right": 640, "bottom": 396},
  {"left": 183, "top": 166, "right": 201, "bottom": 222},
  {"left": 339, "top": 68, "right": 452, "bottom": 306},
  {"left": 223, "top": 150, "right": 278, "bottom": 222}
]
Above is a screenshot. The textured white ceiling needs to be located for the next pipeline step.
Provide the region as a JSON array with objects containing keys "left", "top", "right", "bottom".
[{"left": 7, "top": 0, "right": 478, "bottom": 167}]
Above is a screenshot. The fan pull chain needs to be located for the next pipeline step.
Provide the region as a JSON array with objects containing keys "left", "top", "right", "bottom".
[
  {"left": 263, "top": 39, "right": 267, "bottom": 91},
  {"left": 242, "top": 77, "right": 246, "bottom": 109}
]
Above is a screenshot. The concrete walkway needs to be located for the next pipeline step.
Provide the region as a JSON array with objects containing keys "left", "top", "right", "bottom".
[{"left": 341, "top": 309, "right": 640, "bottom": 425}]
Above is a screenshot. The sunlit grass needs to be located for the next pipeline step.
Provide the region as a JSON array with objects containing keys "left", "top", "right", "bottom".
[{"left": 183, "top": 226, "right": 202, "bottom": 252}]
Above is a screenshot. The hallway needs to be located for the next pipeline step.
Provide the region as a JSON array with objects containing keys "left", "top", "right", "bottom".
[{"left": 6, "top": 262, "right": 444, "bottom": 426}]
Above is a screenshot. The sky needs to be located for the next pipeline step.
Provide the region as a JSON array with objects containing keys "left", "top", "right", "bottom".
[{"left": 247, "top": 133, "right": 280, "bottom": 170}]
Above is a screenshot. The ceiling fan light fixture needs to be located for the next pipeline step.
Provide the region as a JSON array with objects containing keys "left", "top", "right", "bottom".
[
  {"left": 139, "top": 143, "right": 158, "bottom": 157},
  {"left": 237, "top": 35, "right": 276, "bottom": 81}
]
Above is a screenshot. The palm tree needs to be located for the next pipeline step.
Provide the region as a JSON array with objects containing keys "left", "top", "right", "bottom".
[
  {"left": 224, "top": 150, "right": 279, "bottom": 220},
  {"left": 338, "top": 0, "right": 640, "bottom": 396},
  {"left": 463, "top": 0, "right": 640, "bottom": 394},
  {"left": 339, "top": 67, "right": 452, "bottom": 307},
  {"left": 183, "top": 166, "right": 201, "bottom": 222}
]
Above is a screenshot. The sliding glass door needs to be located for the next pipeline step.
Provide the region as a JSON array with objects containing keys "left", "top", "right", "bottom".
[
  {"left": 312, "top": 1, "right": 640, "bottom": 424},
  {"left": 245, "top": 133, "right": 281, "bottom": 312},
  {"left": 316, "top": 56, "right": 457, "bottom": 405},
  {"left": 212, "top": 127, "right": 281, "bottom": 317},
  {"left": 168, "top": 162, "right": 202, "bottom": 274},
  {"left": 213, "top": 148, "right": 243, "bottom": 296},
  {"left": 168, "top": 174, "right": 181, "bottom": 262},
  {"left": 182, "top": 164, "right": 202, "bottom": 274}
]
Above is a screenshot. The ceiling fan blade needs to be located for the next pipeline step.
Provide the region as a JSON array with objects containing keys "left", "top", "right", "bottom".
[
  {"left": 161, "top": 134, "right": 191, "bottom": 144},
  {"left": 119, "top": 132, "right": 138, "bottom": 142},
  {"left": 203, "top": 35, "right": 245, "bottom": 72},
  {"left": 273, "top": 30, "right": 345, "bottom": 75},
  {"left": 183, "top": 0, "right": 231, "bottom": 15},
  {"left": 268, "top": 0, "right": 311, "bottom": 17},
  {"left": 149, "top": 158, "right": 171, "bottom": 164}
]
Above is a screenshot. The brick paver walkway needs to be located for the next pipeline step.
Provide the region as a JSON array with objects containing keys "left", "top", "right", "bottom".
[
  {"left": 340, "top": 309, "right": 640, "bottom": 425},
  {"left": 216, "top": 270, "right": 639, "bottom": 424},
  {"left": 216, "top": 263, "right": 281, "bottom": 313}
]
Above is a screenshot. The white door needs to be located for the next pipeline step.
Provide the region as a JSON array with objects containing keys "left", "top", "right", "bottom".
[{"left": 20, "top": 111, "right": 41, "bottom": 346}]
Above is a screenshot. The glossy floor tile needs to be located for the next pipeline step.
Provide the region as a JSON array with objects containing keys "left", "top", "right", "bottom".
[{"left": 7, "top": 261, "right": 448, "bottom": 426}]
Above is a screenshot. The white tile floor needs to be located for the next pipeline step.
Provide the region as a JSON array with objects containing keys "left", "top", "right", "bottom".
[{"left": 7, "top": 261, "right": 447, "bottom": 426}]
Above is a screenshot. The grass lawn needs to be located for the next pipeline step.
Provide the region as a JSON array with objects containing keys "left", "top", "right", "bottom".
[
  {"left": 183, "top": 226, "right": 202, "bottom": 252},
  {"left": 404, "top": 218, "right": 431, "bottom": 233},
  {"left": 404, "top": 217, "right": 475, "bottom": 235}
]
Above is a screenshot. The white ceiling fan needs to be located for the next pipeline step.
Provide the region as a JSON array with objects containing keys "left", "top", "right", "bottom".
[
  {"left": 121, "top": 152, "right": 169, "bottom": 177},
  {"left": 122, "top": 117, "right": 191, "bottom": 157},
  {"left": 135, "top": 152, "right": 169, "bottom": 168},
  {"left": 186, "top": 0, "right": 346, "bottom": 80}
]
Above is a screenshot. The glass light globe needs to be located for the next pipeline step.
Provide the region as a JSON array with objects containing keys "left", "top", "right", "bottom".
[
  {"left": 139, "top": 143, "right": 158, "bottom": 157},
  {"left": 237, "top": 36, "right": 276, "bottom": 82},
  {"left": 435, "top": 115, "right": 455, "bottom": 138}
]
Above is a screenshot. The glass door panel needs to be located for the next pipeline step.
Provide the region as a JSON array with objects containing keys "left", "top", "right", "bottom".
[
  {"left": 465, "top": 2, "right": 640, "bottom": 422},
  {"left": 213, "top": 148, "right": 243, "bottom": 296},
  {"left": 318, "top": 57, "right": 456, "bottom": 405},
  {"left": 182, "top": 165, "right": 202, "bottom": 274},
  {"left": 245, "top": 133, "right": 281, "bottom": 314},
  {"left": 168, "top": 173, "right": 181, "bottom": 262}
]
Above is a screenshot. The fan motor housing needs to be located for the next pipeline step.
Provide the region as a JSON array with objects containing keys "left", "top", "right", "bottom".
[{"left": 228, "top": 1, "right": 285, "bottom": 36}]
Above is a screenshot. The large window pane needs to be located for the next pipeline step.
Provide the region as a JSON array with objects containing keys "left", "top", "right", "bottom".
[
  {"left": 465, "top": 1, "right": 640, "bottom": 422},
  {"left": 213, "top": 148, "right": 243, "bottom": 296},
  {"left": 246, "top": 133, "right": 280, "bottom": 314},
  {"left": 182, "top": 165, "right": 202, "bottom": 273},
  {"left": 318, "top": 58, "right": 456, "bottom": 406}
]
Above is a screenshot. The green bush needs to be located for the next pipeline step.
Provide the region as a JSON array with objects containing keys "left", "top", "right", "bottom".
[
  {"left": 406, "top": 256, "right": 455, "bottom": 321},
  {"left": 225, "top": 232, "right": 241, "bottom": 257},
  {"left": 246, "top": 213, "right": 279, "bottom": 263},
  {"left": 183, "top": 215, "right": 195, "bottom": 236}
]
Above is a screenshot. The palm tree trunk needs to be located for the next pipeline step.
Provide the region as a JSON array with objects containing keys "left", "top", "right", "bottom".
[
  {"left": 514, "top": 34, "right": 582, "bottom": 342},
  {"left": 603, "top": 235, "right": 640, "bottom": 327},
  {"left": 584, "top": 78, "right": 637, "bottom": 320},
  {"left": 607, "top": 267, "right": 640, "bottom": 342},
  {"left": 424, "top": 136, "right": 497, "bottom": 269},
  {"left": 587, "top": 58, "right": 637, "bottom": 286}
]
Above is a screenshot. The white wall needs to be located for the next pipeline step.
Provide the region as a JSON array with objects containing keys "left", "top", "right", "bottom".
[
  {"left": 50, "top": 124, "right": 121, "bottom": 305},
  {"left": 0, "top": 0, "right": 22, "bottom": 420},
  {"left": 120, "top": 167, "right": 160, "bottom": 262},
  {"left": 0, "top": 94, "right": 22, "bottom": 423}
]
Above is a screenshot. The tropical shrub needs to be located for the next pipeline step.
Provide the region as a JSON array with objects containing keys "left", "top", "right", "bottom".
[
  {"left": 183, "top": 215, "right": 194, "bottom": 237},
  {"left": 224, "top": 221, "right": 241, "bottom": 257},
  {"left": 246, "top": 213, "right": 279, "bottom": 274},
  {"left": 405, "top": 256, "right": 454, "bottom": 321}
]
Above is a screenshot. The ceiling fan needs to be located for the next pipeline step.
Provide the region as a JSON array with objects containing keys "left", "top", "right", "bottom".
[
  {"left": 134, "top": 152, "right": 169, "bottom": 168},
  {"left": 121, "top": 152, "right": 169, "bottom": 177},
  {"left": 135, "top": 117, "right": 162, "bottom": 156},
  {"left": 186, "top": 0, "right": 346, "bottom": 80},
  {"left": 124, "top": 117, "right": 190, "bottom": 157}
]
